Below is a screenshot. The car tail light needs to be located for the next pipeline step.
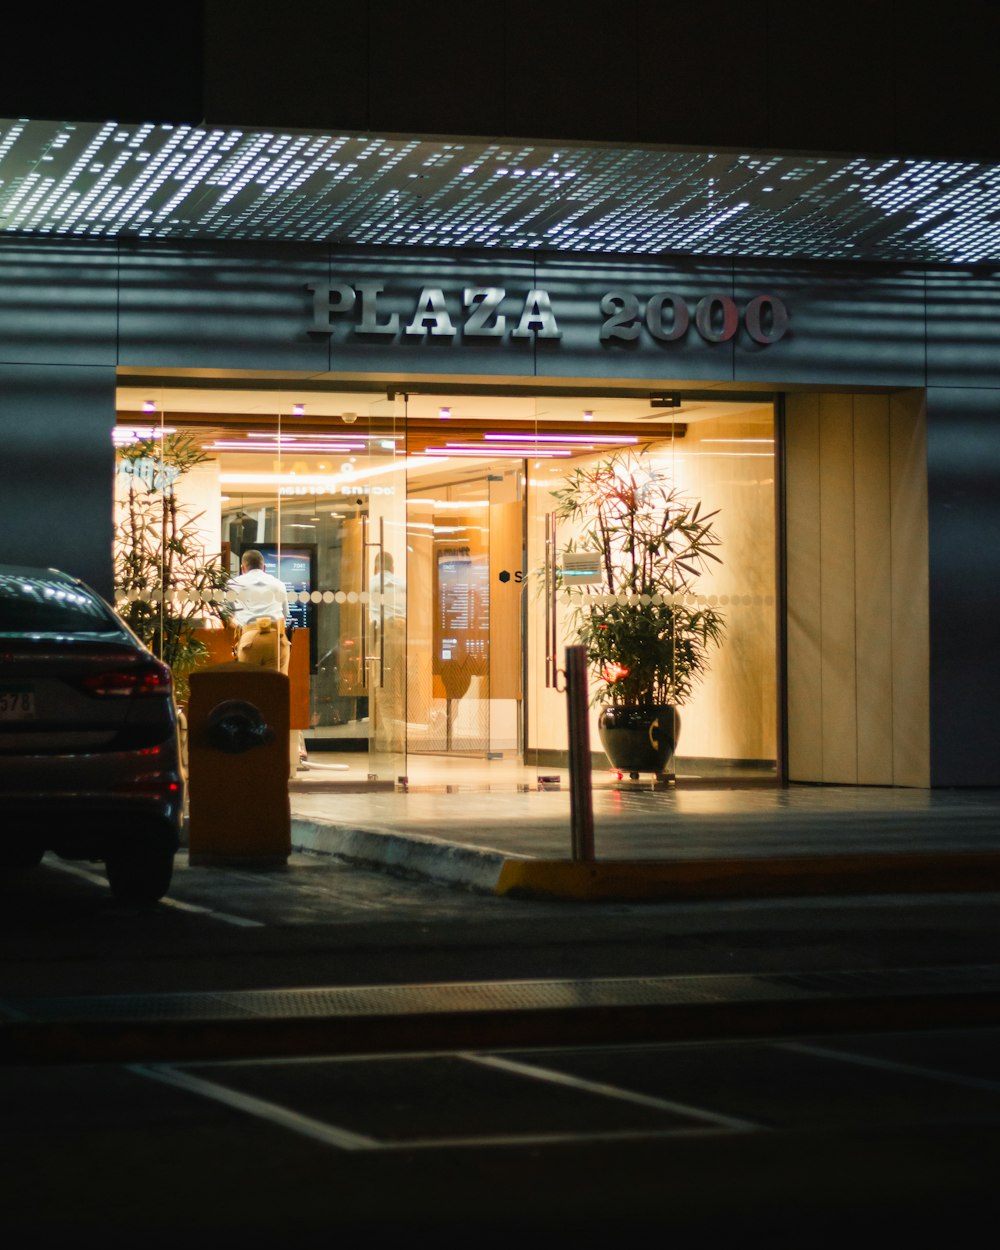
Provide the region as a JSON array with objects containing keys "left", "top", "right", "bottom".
[{"left": 81, "top": 663, "right": 173, "bottom": 697}]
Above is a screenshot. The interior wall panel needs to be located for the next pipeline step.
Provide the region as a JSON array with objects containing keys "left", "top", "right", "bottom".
[
  {"left": 853, "top": 395, "right": 894, "bottom": 784},
  {"left": 0, "top": 364, "right": 117, "bottom": 598},
  {"left": 784, "top": 394, "right": 823, "bottom": 779},
  {"left": 818, "top": 395, "right": 858, "bottom": 782},
  {"left": 785, "top": 389, "right": 929, "bottom": 787}
]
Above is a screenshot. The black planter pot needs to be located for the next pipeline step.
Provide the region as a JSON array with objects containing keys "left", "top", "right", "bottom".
[{"left": 598, "top": 704, "right": 680, "bottom": 780}]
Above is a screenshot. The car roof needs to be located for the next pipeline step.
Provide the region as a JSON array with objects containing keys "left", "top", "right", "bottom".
[{"left": 0, "top": 564, "right": 84, "bottom": 585}]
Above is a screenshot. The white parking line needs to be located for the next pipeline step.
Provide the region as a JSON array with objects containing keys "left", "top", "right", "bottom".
[
  {"left": 133, "top": 1058, "right": 753, "bottom": 1153},
  {"left": 377, "top": 1125, "right": 742, "bottom": 1150},
  {"left": 779, "top": 1039, "right": 1000, "bottom": 1093},
  {"left": 130, "top": 1063, "right": 380, "bottom": 1150},
  {"left": 45, "top": 859, "right": 264, "bottom": 928},
  {"left": 463, "top": 1052, "right": 761, "bottom": 1132},
  {"left": 158, "top": 896, "right": 265, "bottom": 927}
]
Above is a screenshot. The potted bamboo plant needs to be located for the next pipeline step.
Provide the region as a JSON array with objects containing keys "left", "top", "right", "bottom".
[
  {"left": 113, "top": 431, "right": 233, "bottom": 707},
  {"left": 552, "top": 448, "right": 725, "bottom": 780}
]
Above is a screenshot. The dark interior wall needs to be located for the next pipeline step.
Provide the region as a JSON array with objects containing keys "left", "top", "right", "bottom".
[
  {"left": 3, "top": 3, "right": 1000, "bottom": 160},
  {"left": 926, "top": 387, "right": 1000, "bottom": 786},
  {"left": 0, "top": 240, "right": 119, "bottom": 597},
  {"left": 0, "top": 364, "right": 117, "bottom": 599}
]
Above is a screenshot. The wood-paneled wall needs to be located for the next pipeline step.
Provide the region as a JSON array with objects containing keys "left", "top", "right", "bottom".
[{"left": 785, "top": 391, "right": 929, "bottom": 785}]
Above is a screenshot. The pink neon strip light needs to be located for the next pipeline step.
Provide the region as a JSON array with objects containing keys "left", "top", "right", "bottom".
[
  {"left": 419, "top": 446, "right": 571, "bottom": 456},
  {"left": 483, "top": 433, "right": 637, "bottom": 444},
  {"left": 207, "top": 441, "right": 366, "bottom": 451}
]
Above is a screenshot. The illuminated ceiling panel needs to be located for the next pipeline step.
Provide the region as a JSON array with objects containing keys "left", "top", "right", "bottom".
[{"left": 2, "top": 117, "right": 999, "bottom": 263}]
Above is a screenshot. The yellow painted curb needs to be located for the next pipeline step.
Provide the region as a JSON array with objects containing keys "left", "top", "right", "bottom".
[{"left": 494, "top": 851, "right": 1000, "bottom": 901}]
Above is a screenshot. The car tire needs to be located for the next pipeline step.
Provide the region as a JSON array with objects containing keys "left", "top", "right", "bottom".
[
  {"left": 0, "top": 844, "right": 45, "bottom": 870},
  {"left": 104, "top": 846, "right": 176, "bottom": 904}
]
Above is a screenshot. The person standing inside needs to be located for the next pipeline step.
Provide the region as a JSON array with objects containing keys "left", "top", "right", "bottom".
[
  {"left": 228, "top": 549, "right": 307, "bottom": 777},
  {"left": 370, "top": 550, "right": 406, "bottom": 750},
  {"left": 228, "top": 549, "right": 291, "bottom": 673}
]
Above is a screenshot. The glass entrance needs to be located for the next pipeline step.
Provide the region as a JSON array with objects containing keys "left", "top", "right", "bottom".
[
  {"left": 526, "top": 397, "right": 778, "bottom": 788},
  {"left": 113, "top": 381, "right": 777, "bottom": 794},
  {"left": 405, "top": 467, "right": 523, "bottom": 761},
  {"left": 112, "top": 385, "right": 407, "bottom": 788}
]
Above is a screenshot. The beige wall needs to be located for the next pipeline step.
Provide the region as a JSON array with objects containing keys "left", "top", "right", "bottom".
[
  {"left": 527, "top": 408, "right": 778, "bottom": 764},
  {"left": 657, "top": 413, "right": 777, "bottom": 762},
  {"left": 114, "top": 453, "right": 223, "bottom": 568},
  {"left": 785, "top": 391, "right": 929, "bottom": 786}
]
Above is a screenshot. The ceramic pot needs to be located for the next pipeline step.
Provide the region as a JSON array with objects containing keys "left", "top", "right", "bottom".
[{"left": 597, "top": 704, "right": 680, "bottom": 778}]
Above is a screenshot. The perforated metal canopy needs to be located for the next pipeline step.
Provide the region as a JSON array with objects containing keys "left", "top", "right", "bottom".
[{"left": 2, "top": 116, "right": 999, "bottom": 264}]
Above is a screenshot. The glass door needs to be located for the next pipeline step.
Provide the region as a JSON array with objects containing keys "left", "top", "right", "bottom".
[
  {"left": 525, "top": 392, "right": 779, "bottom": 790},
  {"left": 402, "top": 399, "right": 527, "bottom": 776},
  {"left": 361, "top": 394, "right": 407, "bottom": 783},
  {"left": 526, "top": 393, "right": 591, "bottom": 788},
  {"left": 112, "top": 383, "right": 408, "bottom": 789},
  {"left": 296, "top": 391, "right": 406, "bottom": 785}
]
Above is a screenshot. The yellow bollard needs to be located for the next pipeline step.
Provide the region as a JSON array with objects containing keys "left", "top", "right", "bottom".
[{"left": 187, "top": 662, "right": 291, "bottom": 867}]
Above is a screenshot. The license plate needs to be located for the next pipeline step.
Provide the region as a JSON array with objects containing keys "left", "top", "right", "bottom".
[{"left": 0, "top": 685, "right": 36, "bottom": 721}]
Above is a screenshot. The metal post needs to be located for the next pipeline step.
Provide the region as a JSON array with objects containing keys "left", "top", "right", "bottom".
[{"left": 565, "top": 645, "right": 595, "bottom": 861}]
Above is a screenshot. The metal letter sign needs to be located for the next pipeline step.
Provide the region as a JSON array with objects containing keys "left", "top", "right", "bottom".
[
  {"left": 405, "top": 288, "right": 457, "bottom": 336},
  {"left": 600, "top": 290, "right": 789, "bottom": 345},
  {"left": 306, "top": 282, "right": 788, "bottom": 347}
]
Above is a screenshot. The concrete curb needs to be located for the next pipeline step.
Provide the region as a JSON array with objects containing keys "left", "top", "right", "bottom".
[
  {"left": 497, "top": 850, "right": 1000, "bottom": 899},
  {"left": 291, "top": 817, "right": 515, "bottom": 893},
  {"left": 292, "top": 818, "right": 1000, "bottom": 901}
]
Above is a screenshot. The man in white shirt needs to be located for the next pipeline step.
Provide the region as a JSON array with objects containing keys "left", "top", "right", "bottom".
[
  {"left": 370, "top": 550, "right": 406, "bottom": 751},
  {"left": 370, "top": 550, "right": 406, "bottom": 626},
  {"left": 228, "top": 549, "right": 291, "bottom": 673}
]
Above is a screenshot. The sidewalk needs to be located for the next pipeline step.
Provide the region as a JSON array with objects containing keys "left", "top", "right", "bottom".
[{"left": 287, "top": 773, "right": 1000, "bottom": 900}]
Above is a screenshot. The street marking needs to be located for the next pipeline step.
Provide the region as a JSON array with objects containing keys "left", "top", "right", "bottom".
[
  {"left": 44, "top": 860, "right": 112, "bottom": 888},
  {"left": 463, "top": 1052, "right": 761, "bottom": 1132},
  {"left": 375, "top": 1125, "right": 742, "bottom": 1149},
  {"left": 45, "top": 858, "right": 264, "bottom": 927},
  {"left": 158, "top": 896, "right": 264, "bottom": 927},
  {"left": 137, "top": 1058, "right": 751, "bottom": 1152},
  {"left": 130, "top": 1063, "right": 380, "bottom": 1151},
  {"left": 779, "top": 1040, "right": 1000, "bottom": 1093}
]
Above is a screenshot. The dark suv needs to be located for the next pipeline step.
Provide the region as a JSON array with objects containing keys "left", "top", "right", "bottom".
[{"left": 0, "top": 565, "right": 182, "bottom": 902}]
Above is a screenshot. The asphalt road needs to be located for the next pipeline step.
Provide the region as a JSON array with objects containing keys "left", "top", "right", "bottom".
[
  {"left": 3, "top": 849, "right": 1000, "bottom": 997},
  {"left": 3, "top": 1022, "right": 998, "bottom": 1246},
  {"left": 3, "top": 850, "right": 1000, "bottom": 1245}
]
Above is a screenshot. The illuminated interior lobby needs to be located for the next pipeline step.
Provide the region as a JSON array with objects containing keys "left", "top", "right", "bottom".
[{"left": 113, "top": 378, "right": 781, "bottom": 793}]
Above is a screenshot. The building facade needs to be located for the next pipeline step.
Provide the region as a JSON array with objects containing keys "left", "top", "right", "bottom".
[{"left": 2, "top": 5, "right": 1000, "bottom": 791}]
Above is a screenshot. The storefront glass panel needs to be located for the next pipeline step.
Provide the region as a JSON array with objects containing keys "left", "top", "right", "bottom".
[
  {"left": 113, "top": 386, "right": 407, "bottom": 788},
  {"left": 113, "top": 381, "right": 776, "bottom": 796},
  {"left": 526, "top": 398, "right": 777, "bottom": 787}
]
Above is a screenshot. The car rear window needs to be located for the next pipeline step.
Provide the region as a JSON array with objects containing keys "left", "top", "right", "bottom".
[{"left": 0, "top": 572, "right": 122, "bottom": 634}]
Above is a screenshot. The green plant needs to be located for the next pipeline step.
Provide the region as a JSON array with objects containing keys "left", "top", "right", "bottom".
[
  {"left": 552, "top": 448, "right": 725, "bottom": 707},
  {"left": 113, "top": 431, "right": 232, "bottom": 704}
]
